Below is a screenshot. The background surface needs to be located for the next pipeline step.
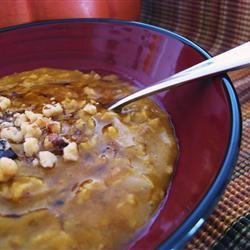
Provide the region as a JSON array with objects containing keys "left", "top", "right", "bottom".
[{"left": 141, "top": 1, "right": 249, "bottom": 249}]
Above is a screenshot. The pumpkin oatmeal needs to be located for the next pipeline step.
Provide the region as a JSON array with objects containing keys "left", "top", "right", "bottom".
[{"left": 0, "top": 68, "right": 178, "bottom": 250}]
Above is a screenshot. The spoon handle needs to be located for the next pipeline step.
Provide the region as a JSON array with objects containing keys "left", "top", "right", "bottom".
[{"left": 109, "top": 42, "right": 250, "bottom": 110}]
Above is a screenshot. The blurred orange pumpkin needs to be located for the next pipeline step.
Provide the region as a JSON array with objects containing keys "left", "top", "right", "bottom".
[{"left": 0, "top": 0, "right": 141, "bottom": 28}]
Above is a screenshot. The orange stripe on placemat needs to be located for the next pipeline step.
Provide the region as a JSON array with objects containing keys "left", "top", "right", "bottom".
[{"left": 185, "top": 172, "right": 250, "bottom": 249}]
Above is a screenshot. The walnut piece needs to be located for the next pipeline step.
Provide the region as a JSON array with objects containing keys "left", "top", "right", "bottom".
[
  {"left": 0, "top": 96, "right": 11, "bottom": 111},
  {"left": 34, "top": 117, "right": 50, "bottom": 129},
  {"left": 83, "top": 103, "right": 97, "bottom": 115},
  {"left": 42, "top": 103, "right": 63, "bottom": 117},
  {"left": 39, "top": 151, "right": 57, "bottom": 168},
  {"left": 0, "top": 157, "right": 18, "bottom": 182},
  {"left": 23, "top": 137, "right": 39, "bottom": 157},
  {"left": 83, "top": 87, "right": 96, "bottom": 98},
  {"left": 47, "top": 121, "right": 61, "bottom": 134},
  {"left": 0, "top": 127, "right": 23, "bottom": 143},
  {"left": 21, "top": 123, "right": 42, "bottom": 139},
  {"left": 63, "top": 142, "right": 79, "bottom": 161},
  {"left": 13, "top": 113, "right": 27, "bottom": 127},
  {"left": 0, "top": 122, "right": 13, "bottom": 129},
  {"left": 25, "top": 111, "right": 43, "bottom": 123},
  {"left": 43, "top": 135, "right": 53, "bottom": 150}
]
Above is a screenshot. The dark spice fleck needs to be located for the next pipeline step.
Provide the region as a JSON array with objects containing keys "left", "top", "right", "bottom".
[
  {"left": 54, "top": 200, "right": 64, "bottom": 206},
  {"left": 6, "top": 214, "right": 21, "bottom": 218},
  {"left": 11, "top": 91, "right": 20, "bottom": 98}
]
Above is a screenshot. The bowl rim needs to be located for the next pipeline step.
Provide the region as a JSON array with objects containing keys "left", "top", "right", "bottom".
[{"left": 0, "top": 18, "right": 242, "bottom": 249}]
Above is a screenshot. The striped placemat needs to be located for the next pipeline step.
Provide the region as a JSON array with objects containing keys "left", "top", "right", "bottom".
[{"left": 141, "top": 1, "right": 250, "bottom": 248}]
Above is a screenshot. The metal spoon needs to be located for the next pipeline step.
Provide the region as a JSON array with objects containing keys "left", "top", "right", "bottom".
[{"left": 108, "top": 42, "right": 250, "bottom": 110}]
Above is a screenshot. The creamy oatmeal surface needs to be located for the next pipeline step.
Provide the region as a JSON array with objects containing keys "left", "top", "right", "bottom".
[{"left": 0, "top": 68, "right": 177, "bottom": 250}]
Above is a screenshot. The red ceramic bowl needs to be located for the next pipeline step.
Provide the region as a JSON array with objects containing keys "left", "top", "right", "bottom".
[{"left": 0, "top": 19, "right": 241, "bottom": 249}]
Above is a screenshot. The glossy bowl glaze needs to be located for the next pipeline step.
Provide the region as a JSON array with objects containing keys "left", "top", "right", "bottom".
[{"left": 0, "top": 19, "right": 241, "bottom": 249}]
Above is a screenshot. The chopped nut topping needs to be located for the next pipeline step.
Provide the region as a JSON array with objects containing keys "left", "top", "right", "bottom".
[
  {"left": 39, "top": 151, "right": 57, "bottom": 168},
  {"left": 47, "top": 121, "right": 61, "bottom": 134},
  {"left": 13, "top": 113, "right": 27, "bottom": 127},
  {"left": 0, "top": 127, "right": 23, "bottom": 143},
  {"left": 23, "top": 138, "right": 39, "bottom": 157},
  {"left": 83, "top": 87, "right": 96, "bottom": 98},
  {"left": 21, "top": 123, "right": 42, "bottom": 139},
  {"left": 0, "top": 96, "right": 11, "bottom": 111},
  {"left": 43, "top": 135, "right": 53, "bottom": 150},
  {"left": 63, "top": 142, "right": 79, "bottom": 161},
  {"left": 0, "top": 157, "right": 18, "bottom": 182},
  {"left": 75, "top": 119, "right": 86, "bottom": 129},
  {"left": 0, "top": 68, "right": 178, "bottom": 249},
  {"left": 0, "top": 122, "right": 13, "bottom": 128},
  {"left": 20, "top": 122, "right": 28, "bottom": 135},
  {"left": 61, "top": 98, "right": 80, "bottom": 112},
  {"left": 25, "top": 111, "right": 43, "bottom": 123},
  {"left": 83, "top": 103, "right": 97, "bottom": 115},
  {"left": 42, "top": 103, "right": 63, "bottom": 117},
  {"left": 33, "top": 117, "right": 50, "bottom": 129}
]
